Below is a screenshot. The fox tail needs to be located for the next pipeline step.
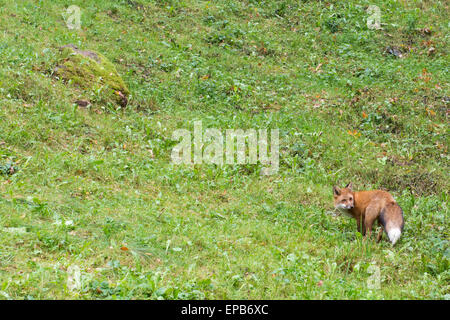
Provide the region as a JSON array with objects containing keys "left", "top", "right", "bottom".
[
  {"left": 387, "top": 227, "right": 402, "bottom": 245},
  {"left": 380, "top": 202, "right": 404, "bottom": 246}
]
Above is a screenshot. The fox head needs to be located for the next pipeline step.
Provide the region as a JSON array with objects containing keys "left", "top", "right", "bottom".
[{"left": 333, "top": 182, "right": 354, "bottom": 210}]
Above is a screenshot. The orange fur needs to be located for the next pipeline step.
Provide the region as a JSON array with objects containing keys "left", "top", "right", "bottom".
[{"left": 333, "top": 183, "right": 404, "bottom": 245}]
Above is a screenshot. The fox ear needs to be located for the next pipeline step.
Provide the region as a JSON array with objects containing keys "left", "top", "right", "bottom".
[
  {"left": 333, "top": 186, "right": 341, "bottom": 196},
  {"left": 345, "top": 182, "right": 353, "bottom": 190}
]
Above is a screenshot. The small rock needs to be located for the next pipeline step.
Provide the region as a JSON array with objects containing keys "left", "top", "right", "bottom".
[
  {"left": 427, "top": 47, "right": 436, "bottom": 56},
  {"left": 54, "top": 44, "right": 130, "bottom": 107},
  {"left": 421, "top": 27, "right": 432, "bottom": 35},
  {"left": 75, "top": 100, "right": 90, "bottom": 107},
  {"left": 385, "top": 46, "right": 403, "bottom": 58}
]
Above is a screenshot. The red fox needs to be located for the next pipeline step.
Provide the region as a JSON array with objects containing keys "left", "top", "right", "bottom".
[{"left": 333, "top": 183, "right": 404, "bottom": 245}]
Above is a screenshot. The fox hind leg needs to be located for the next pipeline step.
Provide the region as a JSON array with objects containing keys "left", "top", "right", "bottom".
[
  {"left": 364, "top": 203, "right": 381, "bottom": 240},
  {"left": 376, "top": 225, "right": 384, "bottom": 243}
]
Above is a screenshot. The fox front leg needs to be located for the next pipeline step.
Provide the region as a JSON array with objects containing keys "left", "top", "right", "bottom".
[{"left": 356, "top": 216, "right": 366, "bottom": 236}]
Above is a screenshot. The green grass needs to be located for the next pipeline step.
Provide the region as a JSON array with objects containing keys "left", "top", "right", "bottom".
[{"left": 0, "top": 0, "right": 448, "bottom": 299}]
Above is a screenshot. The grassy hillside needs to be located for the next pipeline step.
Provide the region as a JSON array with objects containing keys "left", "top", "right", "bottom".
[{"left": 0, "top": 0, "right": 448, "bottom": 299}]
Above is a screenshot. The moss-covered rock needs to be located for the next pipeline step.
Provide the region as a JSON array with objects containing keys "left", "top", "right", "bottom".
[{"left": 54, "top": 44, "right": 129, "bottom": 107}]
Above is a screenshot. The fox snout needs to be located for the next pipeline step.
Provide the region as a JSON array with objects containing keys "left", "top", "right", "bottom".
[{"left": 335, "top": 203, "right": 354, "bottom": 210}]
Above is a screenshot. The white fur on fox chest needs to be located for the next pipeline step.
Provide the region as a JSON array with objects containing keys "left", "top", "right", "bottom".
[
  {"left": 337, "top": 207, "right": 354, "bottom": 218},
  {"left": 335, "top": 204, "right": 354, "bottom": 218}
]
